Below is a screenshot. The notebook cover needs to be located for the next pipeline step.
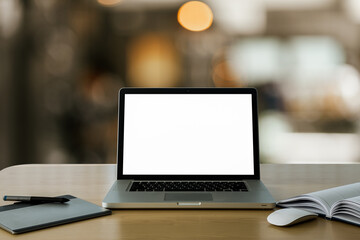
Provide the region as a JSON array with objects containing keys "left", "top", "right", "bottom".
[{"left": 0, "top": 195, "right": 111, "bottom": 234}]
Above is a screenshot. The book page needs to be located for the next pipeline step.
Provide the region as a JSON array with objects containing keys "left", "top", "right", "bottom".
[
  {"left": 278, "top": 182, "right": 360, "bottom": 217},
  {"left": 308, "top": 183, "right": 360, "bottom": 213},
  {"left": 330, "top": 196, "right": 360, "bottom": 217},
  {"left": 277, "top": 195, "right": 329, "bottom": 216}
]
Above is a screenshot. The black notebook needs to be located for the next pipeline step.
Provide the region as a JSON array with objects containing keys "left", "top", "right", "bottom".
[{"left": 0, "top": 195, "right": 111, "bottom": 234}]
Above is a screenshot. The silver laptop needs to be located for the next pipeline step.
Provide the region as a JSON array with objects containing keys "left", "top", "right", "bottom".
[{"left": 103, "top": 88, "right": 275, "bottom": 209}]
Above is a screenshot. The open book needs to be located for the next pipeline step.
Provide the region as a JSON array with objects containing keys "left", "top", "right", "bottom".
[{"left": 277, "top": 182, "right": 360, "bottom": 226}]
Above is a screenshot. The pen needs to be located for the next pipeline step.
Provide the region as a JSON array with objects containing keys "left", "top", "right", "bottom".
[{"left": 3, "top": 196, "right": 69, "bottom": 203}]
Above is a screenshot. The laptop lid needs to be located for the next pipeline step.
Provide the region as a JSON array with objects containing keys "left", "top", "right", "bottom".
[{"left": 117, "top": 88, "right": 260, "bottom": 180}]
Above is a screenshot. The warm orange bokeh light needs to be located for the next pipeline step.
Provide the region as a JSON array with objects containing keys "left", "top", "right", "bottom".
[
  {"left": 127, "top": 34, "right": 181, "bottom": 87},
  {"left": 97, "top": 0, "right": 121, "bottom": 7},
  {"left": 177, "top": 1, "right": 213, "bottom": 32}
]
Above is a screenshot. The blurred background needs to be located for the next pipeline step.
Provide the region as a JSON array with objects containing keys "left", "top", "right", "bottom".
[{"left": 1, "top": 0, "right": 360, "bottom": 170}]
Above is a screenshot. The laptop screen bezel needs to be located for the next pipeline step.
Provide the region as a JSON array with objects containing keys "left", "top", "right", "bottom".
[{"left": 117, "top": 88, "right": 260, "bottom": 180}]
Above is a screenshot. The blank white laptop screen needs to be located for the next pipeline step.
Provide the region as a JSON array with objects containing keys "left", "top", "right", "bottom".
[{"left": 123, "top": 94, "right": 254, "bottom": 175}]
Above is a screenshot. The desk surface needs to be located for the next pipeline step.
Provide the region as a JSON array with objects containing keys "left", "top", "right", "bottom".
[{"left": 0, "top": 164, "right": 359, "bottom": 239}]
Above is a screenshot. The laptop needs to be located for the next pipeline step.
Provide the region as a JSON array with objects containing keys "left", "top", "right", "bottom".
[{"left": 102, "top": 88, "right": 275, "bottom": 209}]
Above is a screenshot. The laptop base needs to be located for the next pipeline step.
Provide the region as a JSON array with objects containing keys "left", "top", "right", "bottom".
[{"left": 102, "top": 179, "right": 275, "bottom": 209}]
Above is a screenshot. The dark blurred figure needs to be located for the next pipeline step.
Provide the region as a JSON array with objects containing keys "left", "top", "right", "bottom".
[{"left": 257, "top": 82, "right": 285, "bottom": 112}]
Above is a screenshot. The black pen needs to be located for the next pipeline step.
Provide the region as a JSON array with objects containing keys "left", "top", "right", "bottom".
[{"left": 3, "top": 196, "right": 69, "bottom": 203}]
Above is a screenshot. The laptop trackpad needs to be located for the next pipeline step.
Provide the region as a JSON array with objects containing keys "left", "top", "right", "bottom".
[{"left": 164, "top": 193, "right": 213, "bottom": 201}]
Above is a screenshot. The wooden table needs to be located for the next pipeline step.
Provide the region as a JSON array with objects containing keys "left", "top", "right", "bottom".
[{"left": 0, "top": 164, "right": 359, "bottom": 239}]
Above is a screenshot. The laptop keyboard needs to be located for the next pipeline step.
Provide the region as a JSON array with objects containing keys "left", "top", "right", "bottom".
[{"left": 129, "top": 181, "right": 248, "bottom": 192}]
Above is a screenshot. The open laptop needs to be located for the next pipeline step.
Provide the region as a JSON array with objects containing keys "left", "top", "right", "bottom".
[{"left": 103, "top": 88, "right": 275, "bottom": 209}]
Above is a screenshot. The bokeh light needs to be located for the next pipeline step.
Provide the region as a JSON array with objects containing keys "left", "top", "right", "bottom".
[
  {"left": 97, "top": 0, "right": 122, "bottom": 7},
  {"left": 177, "top": 1, "right": 213, "bottom": 32},
  {"left": 0, "top": 0, "right": 23, "bottom": 38},
  {"left": 127, "top": 33, "right": 181, "bottom": 87}
]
